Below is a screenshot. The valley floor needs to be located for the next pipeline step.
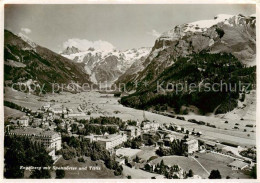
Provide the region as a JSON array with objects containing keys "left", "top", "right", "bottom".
[{"left": 4, "top": 87, "right": 256, "bottom": 148}]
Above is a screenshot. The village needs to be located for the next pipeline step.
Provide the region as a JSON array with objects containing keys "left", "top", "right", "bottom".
[{"left": 4, "top": 96, "right": 256, "bottom": 179}]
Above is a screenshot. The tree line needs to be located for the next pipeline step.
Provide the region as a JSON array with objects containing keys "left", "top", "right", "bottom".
[{"left": 4, "top": 135, "right": 53, "bottom": 178}]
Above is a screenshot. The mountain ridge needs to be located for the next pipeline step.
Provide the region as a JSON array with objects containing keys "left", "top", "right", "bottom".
[
  {"left": 116, "top": 14, "right": 256, "bottom": 92},
  {"left": 119, "top": 14, "right": 256, "bottom": 115},
  {"left": 61, "top": 46, "right": 151, "bottom": 85},
  {"left": 4, "top": 29, "right": 92, "bottom": 94}
]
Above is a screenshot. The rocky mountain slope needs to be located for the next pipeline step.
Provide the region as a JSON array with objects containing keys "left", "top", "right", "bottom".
[
  {"left": 4, "top": 30, "right": 92, "bottom": 94},
  {"left": 117, "top": 14, "right": 256, "bottom": 91},
  {"left": 156, "top": 14, "right": 256, "bottom": 64},
  {"left": 61, "top": 46, "right": 151, "bottom": 85},
  {"left": 119, "top": 14, "right": 256, "bottom": 115}
]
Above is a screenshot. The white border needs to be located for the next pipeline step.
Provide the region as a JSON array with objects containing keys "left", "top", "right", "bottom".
[{"left": 0, "top": 1, "right": 259, "bottom": 183}]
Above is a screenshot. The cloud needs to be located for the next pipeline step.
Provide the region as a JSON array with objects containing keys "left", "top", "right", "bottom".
[
  {"left": 147, "top": 29, "right": 161, "bottom": 38},
  {"left": 21, "top": 28, "right": 32, "bottom": 34},
  {"left": 62, "top": 38, "right": 115, "bottom": 51}
]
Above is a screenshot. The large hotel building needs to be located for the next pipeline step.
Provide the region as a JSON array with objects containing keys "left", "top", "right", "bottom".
[{"left": 7, "top": 128, "right": 62, "bottom": 159}]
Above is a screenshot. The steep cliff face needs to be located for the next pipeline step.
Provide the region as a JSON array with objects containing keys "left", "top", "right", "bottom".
[
  {"left": 119, "top": 14, "right": 256, "bottom": 115},
  {"left": 155, "top": 14, "right": 256, "bottom": 60},
  {"left": 134, "top": 14, "right": 256, "bottom": 85}
]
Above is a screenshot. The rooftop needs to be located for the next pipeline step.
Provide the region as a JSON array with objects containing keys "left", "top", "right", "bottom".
[
  {"left": 53, "top": 108, "right": 63, "bottom": 110},
  {"left": 20, "top": 116, "right": 29, "bottom": 120},
  {"left": 9, "top": 127, "right": 60, "bottom": 138},
  {"left": 126, "top": 126, "right": 139, "bottom": 130},
  {"left": 98, "top": 134, "right": 125, "bottom": 142},
  {"left": 229, "top": 160, "right": 248, "bottom": 168},
  {"left": 185, "top": 139, "right": 198, "bottom": 145}
]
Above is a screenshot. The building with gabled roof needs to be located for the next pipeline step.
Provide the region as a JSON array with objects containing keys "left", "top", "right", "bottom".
[{"left": 229, "top": 160, "right": 249, "bottom": 170}]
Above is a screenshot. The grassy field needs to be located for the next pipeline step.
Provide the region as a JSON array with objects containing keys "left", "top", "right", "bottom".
[
  {"left": 194, "top": 152, "right": 251, "bottom": 179},
  {"left": 136, "top": 146, "right": 157, "bottom": 161},
  {"left": 116, "top": 148, "right": 141, "bottom": 158},
  {"left": 4, "top": 106, "right": 25, "bottom": 120},
  {"left": 122, "top": 165, "right": 163, "bottom": 179},
  {"left": 178, "top": 91, "right": 256, "bottom": 139},
  {"left": 150, "top": 155, "right": 209, "bottom": 178},
  {"left": 4, "top": 87, "right": 46, "bottom": 111},
  {"left": 150, "top": 153, "right": 251, "bottom": 179}
]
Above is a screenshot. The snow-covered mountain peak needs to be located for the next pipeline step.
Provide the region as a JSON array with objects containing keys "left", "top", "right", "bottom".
[
  {"left": 158, "top": 14, "right": 255, "bottom": 42},
  {"left": 213, "top": 14, "right": 234, "bottom": 20},
  {"left": 184, "top": 14, "right": 234, "bottom": 32},
  {"left": 61, "top": 46, "right": 151, "bottom": 84},
  {"left": 62, "top": 46, "right": 81, "bottom": 55}
]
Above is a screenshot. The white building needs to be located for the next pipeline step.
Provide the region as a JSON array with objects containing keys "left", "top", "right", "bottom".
[
  {"left": 84, "top": 134, "right": 103, "bottom": 143},
  {"left": 142, "top": 121, "right": 160, "bottom": 132},
  {"left": 8, "top": 127, "right": 62, "bottom": 153},
  {"left": 97, "top": 133, "right": 127, "bottom": 150},
  {"left": 18, "top": 116, "right": 29, "bottom": 127},
  {"left": 49, "top": 106, "right": 66, "bottom": 115},
  {"left": 229, "top": 160, "right": 249, "bottom": 170},
  {"left": 67, "top": 112, "right": 86, "bottom": 117},
  {"left": 184, "top": 139, "right": 199, "bottom": 154}
]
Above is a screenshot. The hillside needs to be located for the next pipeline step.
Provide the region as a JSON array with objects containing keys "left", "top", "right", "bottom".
[
  {"left": 119, "top": 14, "right": 256, "bottom": 115},
  {"left": 117, "top": 14, "right": 256, "bottom": 92},
  {"left": 120, "top": 52, "right": 256, "bottom": 114},
  {"left": 4, "top": 30, "right": 92, "bottom": 94}
]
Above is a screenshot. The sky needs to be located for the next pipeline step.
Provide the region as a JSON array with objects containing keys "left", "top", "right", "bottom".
[{"left": 5, "top": 4, "right": 256, "bottom": 53}]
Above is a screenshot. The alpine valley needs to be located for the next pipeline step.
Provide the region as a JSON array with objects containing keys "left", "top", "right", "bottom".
[
  {"left": 3, "top": 7, "right": 257, "bottom": 180},
  {"left": 4, "top": 14, "right": 256, "bottom": 114}
]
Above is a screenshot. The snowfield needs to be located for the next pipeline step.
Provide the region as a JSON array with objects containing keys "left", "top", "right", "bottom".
[{"left": 61, "top": 47, "right": 151, "bottom": 84}]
